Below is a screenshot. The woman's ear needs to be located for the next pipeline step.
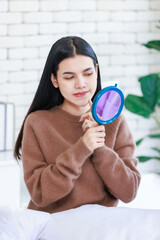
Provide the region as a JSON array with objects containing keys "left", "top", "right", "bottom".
[{"left": 51, "top": 73, "right": 59, "bottom": 88}]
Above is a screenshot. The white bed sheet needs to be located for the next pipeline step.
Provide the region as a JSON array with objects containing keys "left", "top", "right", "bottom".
[
  {"left": 1, "top": 205, "right": 160, "bottom": 240},
  {"left": 38, "top": 204, "right": 160, "bottom": 240},
  {"left": 0, "top": 208, "right": 50, "bottom": 240},
  {"left": 0, "top": 173, "right": 160, "bottom": 240}
]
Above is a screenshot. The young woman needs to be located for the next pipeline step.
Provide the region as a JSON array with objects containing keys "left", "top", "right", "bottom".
[{"left": 14, "top": 36, "right": 141, "bottom": 213}]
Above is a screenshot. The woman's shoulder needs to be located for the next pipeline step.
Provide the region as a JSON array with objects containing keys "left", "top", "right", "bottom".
[
  {"left": 25, "top": 110, "right": 47, "bottom": 124},
  {"left": 26, "top": 106, "right": 61, "bottom": 125},
  {"left": 25, "top": 107, "right": 58, "bottom": 127}
]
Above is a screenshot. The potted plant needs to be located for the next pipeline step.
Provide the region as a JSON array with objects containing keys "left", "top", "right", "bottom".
[{"left": 125, "top": 22, "right": 160, "bottom": 163}]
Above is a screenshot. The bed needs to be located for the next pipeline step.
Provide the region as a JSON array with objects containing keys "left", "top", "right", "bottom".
[{"left": 0, "top": 173, "right": 160, "bottom": 240}]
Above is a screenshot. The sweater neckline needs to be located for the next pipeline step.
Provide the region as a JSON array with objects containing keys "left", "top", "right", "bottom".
[{"left": 53, "top": 106, "right": 82, "bottom": 122}]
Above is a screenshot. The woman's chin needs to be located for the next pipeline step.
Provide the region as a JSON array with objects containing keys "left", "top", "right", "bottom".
[{"left": 78, "top": 102, "right": 90, "bottom": 110}]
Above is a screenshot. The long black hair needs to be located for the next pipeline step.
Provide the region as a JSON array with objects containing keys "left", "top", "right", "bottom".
[{"left": 14, "top": 36, "right": 102, "bottom": 160}]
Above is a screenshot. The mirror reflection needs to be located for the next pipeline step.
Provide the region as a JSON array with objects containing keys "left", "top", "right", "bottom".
[{"left": 96, "top": 90, "right": 121, "bottom": 121}]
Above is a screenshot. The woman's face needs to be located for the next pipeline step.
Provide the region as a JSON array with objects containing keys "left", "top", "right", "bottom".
[{"left": 51, "top": 54, "right": 98, "bottom": 113}]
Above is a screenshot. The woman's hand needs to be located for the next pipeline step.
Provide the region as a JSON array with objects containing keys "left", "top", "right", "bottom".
[
  {"left": 81, "top": 118, "right": 98, "bottom": 133},
  {"left": 79, "top": 100, "right": 94, "bottom": 121},
  {"left": 82, "top": 125, "right": 106, "bottom": 151},
  {"left": 79, "top": 100, "right": 98, "bottom": 132},
  {"left": 80, "top": 100, "right": 106, "bottom": 151}
]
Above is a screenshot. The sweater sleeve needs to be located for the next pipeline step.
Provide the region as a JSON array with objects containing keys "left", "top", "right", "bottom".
[
  {"left": 91, "top": 115, "right": 141, "bottom": 203},
  {"left": 22, "top": 116, "right": 92, "bottom": 208}
]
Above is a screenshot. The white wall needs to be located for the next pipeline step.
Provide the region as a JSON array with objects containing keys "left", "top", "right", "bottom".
[{"left": 0, "top": 0, "right": 160, "bottom": 166}]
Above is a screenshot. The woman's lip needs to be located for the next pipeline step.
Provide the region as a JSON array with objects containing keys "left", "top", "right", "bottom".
[{"left": 74, "top": 91, "right": 89, "bottom": 97}]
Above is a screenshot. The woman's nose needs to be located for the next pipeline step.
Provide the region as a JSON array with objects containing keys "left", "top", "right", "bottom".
[{"left": 75, "top": 76, "right": 86, "bottom": 89}]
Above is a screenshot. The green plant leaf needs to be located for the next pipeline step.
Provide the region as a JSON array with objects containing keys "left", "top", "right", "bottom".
[
  {"left": 148, "top": 134, "right": 160, "bottom": 138},
  {"left": 136, "top": 134, "right": 160, "bottom": 146},
  {"left": 138, "top": 156, "right": 153, "bottom": 162},
  {"left": 124, "top": 95, "right": 153, "bottom": 118},
  {"left": 156, "top": 21, "right": 160, "bottom": 29},
  {"left": 143, "top": 40, "right": 160, "bottom": 51},
  {"left": 136, "top": 138, "right": 145, "bottom": 146},
  {"left": 138, "top": 156, "right": 160, "bottom": 162},
  {"left": 138, "top": 74, "right": 160, "bottom": 110},
  {"left": 151, "top": 147, "right": 160, "bottom": 153}
]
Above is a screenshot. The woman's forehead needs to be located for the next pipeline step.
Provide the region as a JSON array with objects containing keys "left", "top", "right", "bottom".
[{"left": 58, "top": 55, "right": 94, "bottom": 72}]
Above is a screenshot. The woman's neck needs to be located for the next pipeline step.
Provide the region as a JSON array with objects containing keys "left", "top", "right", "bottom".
[{"left": 59, "top": 102, "right": 90, "bottom": 116}]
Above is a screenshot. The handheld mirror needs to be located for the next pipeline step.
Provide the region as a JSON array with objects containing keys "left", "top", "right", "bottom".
[{"left": 92, "top": 84, "right": 124, "bottom": 125}]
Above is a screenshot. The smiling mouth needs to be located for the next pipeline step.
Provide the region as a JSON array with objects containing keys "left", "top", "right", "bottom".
[{"left": 74, "top": 91, "right": 89, "bottom": 97}]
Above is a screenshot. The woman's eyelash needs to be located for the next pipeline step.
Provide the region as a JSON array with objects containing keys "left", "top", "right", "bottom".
[
  {"left": 65, "top": 76, "right": 74, "bottom": 79},
  {"left": 65, "top": 72, "right": 93, "bottom": 79},
  {"left": 86, "top": 72, "right": 93, "bottom": 76}
]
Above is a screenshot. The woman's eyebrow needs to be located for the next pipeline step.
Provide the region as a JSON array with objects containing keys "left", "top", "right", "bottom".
[
  {"left": 63, "top": 72, "right": 74, "bottom": 75},
  {"left": 83, "top": 67, "right": 93, "bottom": 72},
  {"left": 63, "top": 67, "right": 93, "bottom": 75}
]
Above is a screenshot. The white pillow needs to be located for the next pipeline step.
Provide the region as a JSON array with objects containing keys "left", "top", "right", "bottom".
[
  {"left": 0, "top": 208, "right": 50, "bottom": 240},
  {"left": 38, "top": 204, "right": 160, "bottom": 240}
]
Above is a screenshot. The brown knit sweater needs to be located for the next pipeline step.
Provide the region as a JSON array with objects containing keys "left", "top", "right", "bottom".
[{"left": 22, "top": 106, "right": 141, "bottom": 213}]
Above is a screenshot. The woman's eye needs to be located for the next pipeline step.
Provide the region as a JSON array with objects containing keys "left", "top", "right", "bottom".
[
  {"left": 65, "top": 76, "right": 74, "bottom": 80},
  {"left": 86, "top": 72, "right": 93, "bottom": 76}
]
